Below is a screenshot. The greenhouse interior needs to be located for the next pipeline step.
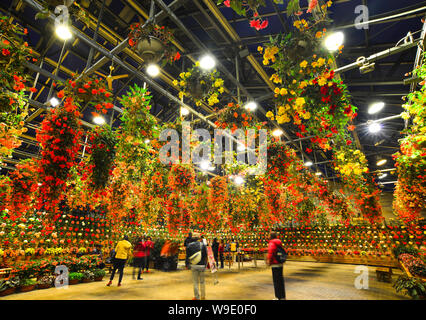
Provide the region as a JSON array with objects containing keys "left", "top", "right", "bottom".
[{"left": 0, "top": 0, "right": 425, "bottom": 304}]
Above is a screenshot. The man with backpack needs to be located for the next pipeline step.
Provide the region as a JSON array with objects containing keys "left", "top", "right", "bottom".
[
  {"left": 267, "top": 231, "right": 287, "bottom": 300},
  {"left": 185, "top": 232, "right": 207, "bottom": 300}
]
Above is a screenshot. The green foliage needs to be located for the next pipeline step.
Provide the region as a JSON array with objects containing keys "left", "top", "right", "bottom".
[
  {"left": 93, "top": 268, "right": 106, "bottom": 278},
  {"left": 69, "top": 272, "right": 84, "bottom": 281},
  {"left": 20, "top": 278, "right": 37, "bottom": 286},
  {"left": 393, "top": 244, "right": 419, "bottom": 259},
  {"left": 0, "top": 277, "right": 20, "bottom": 291},
  {"left": 393, "top": 275, "right": 426, "bottom": 300},
  {"left": 88, "top": 125, "right": 117, "bottom": 189}
]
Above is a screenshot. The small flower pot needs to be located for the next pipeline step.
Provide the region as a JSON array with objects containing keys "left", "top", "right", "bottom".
[
  {"left": 94, "top": 276, "right": 104, "bottom": 281},
  {"left": 81, "top": 278, "right": 92, "bottom": 283},
  {"left": 0, "top": 287, "right": 16, "bottom": 296},
  {"left": 69, "top": 279, "right": 80, "bottom": 285},
  {"left": 19, "top": 284, "right": 37, "bottom": 293}
]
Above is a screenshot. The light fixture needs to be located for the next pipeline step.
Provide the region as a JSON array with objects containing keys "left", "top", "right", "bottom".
[
  {"left": 93, "top": 116, "right": 105, "bottom": 125},
  {"left": 315, "top": 171, "right": 322, "bottom": 176},
  {"left": 49, "top": 97, "right": 60, "bottom": 107},
  {"left": 376, "top": 159, "right": 387, "bottom": 166},
  {"left": 272, "top": 129, "right": 283, "bottom": 137},
  {"left": 368, "top": 102, "right": 385, "bottom": 114},
  {"left": 234, "top": 176, "right": 245, "bottom": 185},
  {"left": 55, "top": 24, "right": 72, "bottom": 40},
  {"left": 144, "top": 139, "right": 150, "bottom": 144},
  {"left": 324, "top": 32, "right": 344, "bottom": 51},
  {"left": 200, "top": 160, "right": 211, "bottom": 171},
  {"left": 304, "top": 161, "right": 313, "bottom": 167},
  {"left": 237, "top": 144, "right": 245, "bottom": 152},
  {"left": 378, "top": 173, "right": 388, "bottom": 179},
  {"left": 180, "top": 107, "right": 189, "bottom": 116},
  {"left": 368, "top": 122, "right": 381, "bottom": 133},
  {"left": 146, "top": 63, "right": 160, "bottom": 77},
  {"left": 199, "top": 55, "right": 216, "bottom": 70},
  {"left": 244, "top": 101, "right": 257, "bottom": 112}
]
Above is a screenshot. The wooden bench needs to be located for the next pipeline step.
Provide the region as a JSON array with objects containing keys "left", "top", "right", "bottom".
[{"left": 376, "top": 267, "right": 393, "bottom": 282}]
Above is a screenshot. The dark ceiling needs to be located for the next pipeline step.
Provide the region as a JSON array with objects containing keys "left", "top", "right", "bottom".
[{"left": 1, "top": 0, "right": 425, "bottom": 192}]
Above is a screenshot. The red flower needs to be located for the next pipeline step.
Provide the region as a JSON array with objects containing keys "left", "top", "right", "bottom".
[
  {"left": 224, "top": 0, "right": 230, "bottom": 7},
  {"left": 2, "top": 48, "right": 10, "bottom": 56},
  {"left": 346, "top": 140, "right": 352, "bottom": 145}
]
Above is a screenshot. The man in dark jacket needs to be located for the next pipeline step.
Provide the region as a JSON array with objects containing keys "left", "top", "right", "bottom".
[
  {"left": 186, "top": 233, "right": 207, "bottom": 300},
  {"left": 184, "top": 232, "right": 193, "bottom": 269},
  {"left": 267, "top": 231, "right": 286, "bottom": 300}
]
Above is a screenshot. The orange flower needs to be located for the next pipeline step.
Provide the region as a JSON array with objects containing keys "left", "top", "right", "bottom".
[{"left": 233, "top": 112, "right": 238, "bottom": 118}]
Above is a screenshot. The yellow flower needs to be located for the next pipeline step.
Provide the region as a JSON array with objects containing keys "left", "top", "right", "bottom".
[
  {"left": 178, "top": 91, "right": 185, "bottom": 99},
  {"left": 300, "top": 60, "right": 308, "bottom": 68},
  {"left": 278, "top": 106, "right": 285, "bottom": 115},
  {"left": 295, "top": 97, "right": 305, "bottom": 107},
  {"left": 280, "top": 88, "right": 288, "bottom": 96},
  {"left": 317, "top": 58, "right": 326, "bottom": 67},
  {"left": 257, "top": 46, "right": 263, "bottom": 53},
  {"left": 179, "top": 80, "right": 186, "bottom": 87},
  {"left": 318, "top": 77, "right": 327, "bottom": 86},
  {"left": 195, "top": 61, "right": 200, "bottom": 67},
  {"left": 185, "top": 72, "right": 191, "bottom": 78},
  {"left": 214, "top": 78, "right": 224, "bottom": 88},
  {"left": 327, "top": 0, "right": 332, "bottom": 7},
  {"left": 218, "top": 87, "right": 224, "bottom": 93},
  {"left": 179, "top": 72, "right": 185, "bottom": 79},
  {"left": 263, "top": 59, "right": 269, "bottom": 66},
  {"left": 299, "top": 81, "right": 308, "bottom": 89},
  {"left": 266, "top": 111, "right": 275, "bottom": 119},
  {"left": 274, "top": 87, "right": 280, "bottom": 94},
  {"left": 172, "top": 80, "right": 178, "bottom": 86},
  {"left": 315, "top": 31, "right": 323, "bottom": 38}
]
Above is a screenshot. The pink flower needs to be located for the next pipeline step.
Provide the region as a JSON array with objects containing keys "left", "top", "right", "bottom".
[{"left": 224, "top": 0, "right": 230, "bottom": 7}]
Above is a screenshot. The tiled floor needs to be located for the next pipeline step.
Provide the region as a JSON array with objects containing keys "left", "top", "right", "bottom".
[{"left": 1, "top": 260, "right": 408, "bottom": 300}]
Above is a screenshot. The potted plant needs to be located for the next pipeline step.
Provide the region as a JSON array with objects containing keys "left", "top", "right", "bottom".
[
  {"left": 68, "top": 272, "right": 84, "bottom": 285},
  {"left": 37, "top": 275, "right": 55, "bottom": 289},
  {"left": 393, "top": 275, "right": 426, "bottom": 300},
  {"left": 128, "top": 21, "right": 180, "bottom": 66},
  {"left": 19, "top": 278, "right": 37, "bottom": 292},
  {"left": 93, "top": 268, "right": 106, "bottom": 281},
  {"left": 81, "top": 270, "right": 94, "bottom": 283},
  {"left": 0, "top": 277, "right": 19, "bottom": 296}
]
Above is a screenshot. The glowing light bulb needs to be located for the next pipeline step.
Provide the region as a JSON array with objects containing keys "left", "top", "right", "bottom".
[
  {"left": 368, "top": 102, "right": 385, "bottom": 115},
  {"left": 55, "top": 24, "right": 72, "bottom": 40},
  {"left": 146, "top": 64, "right": 160, "bottom": 77},
  {"left": 199, "top": 55, "right": 216, "bottom": 70},
  {"left": 324, "top": 32, "right": 344, "bottom": 51}
]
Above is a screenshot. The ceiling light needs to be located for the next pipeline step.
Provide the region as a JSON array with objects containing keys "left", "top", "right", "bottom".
[
  {"left": 272, "top": 129, "right": 283, "bottom": 137},
  {"left": 146, "top": 64, "right": 160, "bottom": 77},
  {"left": 180, "top": 107, "right": 189, "bottom": 116},
  {"left": 49, "top": 97, "right": 60, "bottom": 107},
  {"left": 144, "top": 139, "right": 150, "bottom": 144},
  {"left": 315, "top": 171, "right": 322, "bottom": 176},
  {"left": 304, "top": 161, "right": 313, "bottom": 167},
  {"left": 376, "top": 159, "right": 387, "bottom": 166},
  {"left": 368, "top": 122, "right": 381, "bottom": 133},
  {"left": 200, "top": 160, "right": 210, "bottom": 171},
  {"left": 378, "top": 173, "right": 388, "bottom": 179},
  {"left": 55, "top": 24, "right": 72, "bottom": 40},
  {"left": 234, "top": 176, "right": 245, "bottom": 185},
  {"left": 324, "top": 32, "right": 344, "bottom": 51},
  {"left": 237, "top": 144, "right": 245, "bottom": 152},
  {"left": 93, "top": 116, "right": 105, "bottom": 125},
  {"left": 199, "top": 55, "right": 216, "bottom": 70},
  {"left": 244, "top": 101, "right": 257, "bottom": 112},
  {"left": 368, "top": 102, "right": 385, "bottom": 114}
]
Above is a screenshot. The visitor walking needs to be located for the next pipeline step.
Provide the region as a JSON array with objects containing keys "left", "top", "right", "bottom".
[
  {"left": 211, "top": 238, "right": 219, "bottom": 267},
  {"left": 267, "top": 232, "right": 286, "bottom": 300},
  {"left": 184, "top": 232, "right": 193, "bottom": 269},
  {"left": 107, "top": 235, "right": 133, "bottom": 287},
  {"left": 132, "top": 237, "right": 145, "bottom": 280},
  {"left": 144, "top": 236, "right": 154, "bottom": 273},
  {"left": 186, "top": 233, "right": 207, "bottom": 300},
  {"left": 218, "top": 239, "right": 224, "bottom": 269}
]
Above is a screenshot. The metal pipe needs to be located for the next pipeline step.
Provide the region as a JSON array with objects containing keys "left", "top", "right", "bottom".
[{"left": 85, "top": 0, "right": 107, "bottom": 69}]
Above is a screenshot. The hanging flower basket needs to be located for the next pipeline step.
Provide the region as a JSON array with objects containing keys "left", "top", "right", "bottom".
[
  {"left": 68, "top": 279, "right": 79, "bottom": 285},
  {"left": 129, "top": 21, "right": 180, "bottom": 66},
  {"left": 136, "top": 36, "right": 165, "bottom": 63}
]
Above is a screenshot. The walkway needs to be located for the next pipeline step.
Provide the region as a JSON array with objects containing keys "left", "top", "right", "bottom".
[{"left": 1, "top": 261, "right": 408, "bottom": 300}]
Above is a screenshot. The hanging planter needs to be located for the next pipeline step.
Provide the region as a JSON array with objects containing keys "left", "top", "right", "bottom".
[
  {"left": 173, "top": 62, "right": 224, "bottom": 107},
  {"left": 136, "top": 36, "right": 165, "bottom": 63},
  {"left": 129, "top": 21, "right": 180, "bottom": 66}
]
